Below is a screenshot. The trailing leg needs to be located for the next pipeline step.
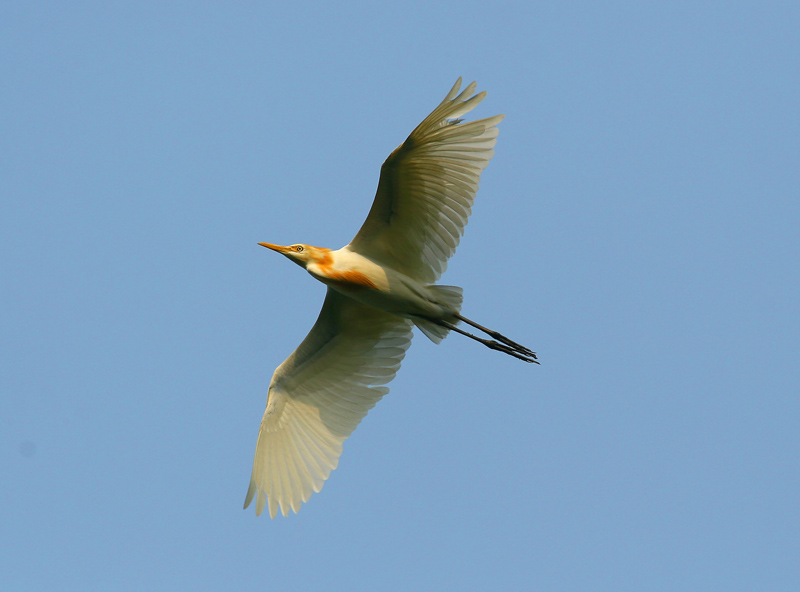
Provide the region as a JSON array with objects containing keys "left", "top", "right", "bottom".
[
  {"left": 442, "top": 321, "right": 539, "bottom": 363},
  {"left": 454, "top": 313, "right": 537, "bottom": 359}
]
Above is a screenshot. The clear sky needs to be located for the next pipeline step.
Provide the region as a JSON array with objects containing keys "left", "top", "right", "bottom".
[{"left": 2, "top": 1, "right": 799, "bottom": 590}]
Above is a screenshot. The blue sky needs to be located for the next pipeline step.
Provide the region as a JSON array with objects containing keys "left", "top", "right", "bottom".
[{"left": 2, "top": 1, "right": 799, "bottom": 590}]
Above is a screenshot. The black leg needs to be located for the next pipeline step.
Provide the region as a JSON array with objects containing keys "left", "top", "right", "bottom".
[
  {"left": 454, "top": 313, "right": 537, "bottom": 358},
  {"left": 442, "top": 321, "right": 539, "bottom": 364}
]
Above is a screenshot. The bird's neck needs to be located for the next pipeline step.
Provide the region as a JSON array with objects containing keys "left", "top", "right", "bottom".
[
  {"left": 306, "top": 248, "right": 380, "bottom": 291},
  {"left": 307, "top": 246, "right": 333, "bottom": 267}
]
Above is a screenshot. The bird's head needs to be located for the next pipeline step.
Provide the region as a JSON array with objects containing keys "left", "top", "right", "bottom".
[{"left": 258, "top": 242, "right": 330, "bottom": 269}]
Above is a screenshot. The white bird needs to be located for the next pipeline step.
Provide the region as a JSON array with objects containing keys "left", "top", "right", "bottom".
[{"left": 244, "top": 78, "right": 537, "bottom": 518}]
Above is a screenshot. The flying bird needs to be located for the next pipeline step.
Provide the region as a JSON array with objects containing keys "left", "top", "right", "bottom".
[{"left": 244, "top": 78, "right": 537, "bottom": 518}]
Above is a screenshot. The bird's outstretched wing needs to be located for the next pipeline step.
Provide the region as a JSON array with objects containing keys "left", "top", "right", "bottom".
[
  {"left": 244, "top": 288, "right": 413, "bottom": 518},
  {"left": 347, "top": 78, "right": 504, "bottom": 283}
]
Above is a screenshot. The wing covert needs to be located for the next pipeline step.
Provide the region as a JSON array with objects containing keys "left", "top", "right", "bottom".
[
  {"left": 244, "top": 288, "right": 413, "bottom": 518},
  {"left": 348, "top": 78, "right": 504, "bottom": 283}
]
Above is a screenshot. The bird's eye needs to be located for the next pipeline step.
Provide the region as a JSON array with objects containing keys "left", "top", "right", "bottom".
[{"left": 295, "top": 245, "right": 304, "bottom": 252}]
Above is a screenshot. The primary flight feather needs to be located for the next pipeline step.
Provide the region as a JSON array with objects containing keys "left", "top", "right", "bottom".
[{"left": 245, "top": 78, "right": 537, "bottom": 518}]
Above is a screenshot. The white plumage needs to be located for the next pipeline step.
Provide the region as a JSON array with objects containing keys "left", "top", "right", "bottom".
[{"left": 245, "top": 78, "right": 535, "bottom": 518}]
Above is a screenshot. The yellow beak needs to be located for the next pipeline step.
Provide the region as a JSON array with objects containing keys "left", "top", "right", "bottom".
[{"left": 258, "top": 242, "right": 290, "bottom": 254}]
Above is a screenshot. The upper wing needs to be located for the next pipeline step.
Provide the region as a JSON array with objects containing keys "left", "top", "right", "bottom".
[
  {"left": 244, "top": 288, "right": 413, "bottom": 518},
  {"left": 347, "top": 78, "right": 504, "bottom": 283}
]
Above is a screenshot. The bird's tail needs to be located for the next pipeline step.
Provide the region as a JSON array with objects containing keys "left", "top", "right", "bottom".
[{"left": 413, "top": 285, "right": 463, "bottom": 344}]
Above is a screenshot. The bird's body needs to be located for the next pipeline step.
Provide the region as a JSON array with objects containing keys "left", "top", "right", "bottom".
[
  {"left": 245, "top": 79, "right": 537, "bottom": 518},
  {"left": 266, "top": 243, "right": 461, "bottom": 330}
]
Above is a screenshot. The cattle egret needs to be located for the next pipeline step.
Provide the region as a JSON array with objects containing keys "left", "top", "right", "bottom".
[{"left": 244, "top": 78, "right": 537, "bottom": 518}]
